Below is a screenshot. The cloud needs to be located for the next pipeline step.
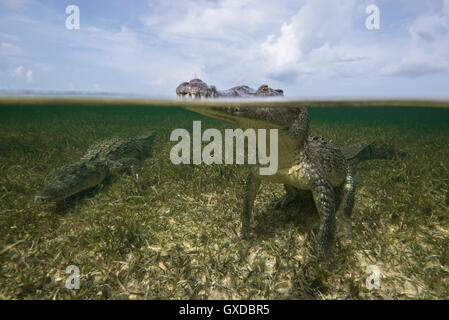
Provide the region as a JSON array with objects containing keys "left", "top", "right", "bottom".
[
  {"left": 25, "top": 69, "right": 32, "bottom": 82},
  {"left": 156, "top": 0, "right": 263, "bottom": 42},
  {"left": 142, "top": 0, "right": 285, "bottom": 43},
  {"left": 59, "top": 24, "right": 212, "bottom": 94},
  {"left": 13, "top": 65, "right": 23, "bottom": 76},
  {"left": 139, "top": 0, "right": 301, "bottom": 89},
  {"left": 260, "top": 0, "right": 357, "bottom": 81},
  {"left": 11, "top": 65, "right": 32, "bottom": 82},
  {"left": 381, "top": 0, "right": 449, "bottom": 77},
  {"left": 1, "top": 0, "right": 449, "bottom": 97}
]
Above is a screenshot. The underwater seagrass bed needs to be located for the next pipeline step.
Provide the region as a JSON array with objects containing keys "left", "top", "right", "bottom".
[{"left": 0, "top": 98, "right": 448, "bottom": 299}]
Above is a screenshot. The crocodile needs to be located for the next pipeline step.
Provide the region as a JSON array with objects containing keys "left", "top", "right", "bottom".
[
  {"left": 35, "top": 132, "right": 155, "bottom": 203},
  {"left": 176, "top": 79, "right": 284, "bottom": 99},
  {"left": 183, "top": 105, "right": 403, "bottom": 263}
]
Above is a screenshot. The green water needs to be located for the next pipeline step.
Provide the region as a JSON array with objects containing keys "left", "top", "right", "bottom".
[{"left": 0, "top": 100, "right": 448, "bottom": 299}]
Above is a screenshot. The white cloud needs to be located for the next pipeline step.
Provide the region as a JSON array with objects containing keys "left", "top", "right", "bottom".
[
  {"left": 13, "top": 65, "right": 23, "bottom": 77},
  {"left": 139, "top": 0, "right": 301, "bottom": 89},
  {"left": 260, "top": 0, "right": 358, "bottom": 81},
  {"left": 11, "top": 65, "right": 32, "bottom": 82},
  {"left": 142, "top": 0, "right": 286, "bottom": 43},
  {"left": 61, "top": 24, "right": 211, "bottom": 94},
  {"left": 139, "top": 0, "right": 449, "bottom": 94},
  {"left": 157, "top": 1, "right": 260, "bottom": 41},
  {"left": 25, "top": 69, "right": 32, "bottom": 82},
  {"left": 381, "top": 0, "right": 449, "bottom": 77},
  {"left": 140, "top": 0, "right": 372, "bottom": 88},
  {"left": 1, "top": 0, "right": 448, "bottom": 97}
]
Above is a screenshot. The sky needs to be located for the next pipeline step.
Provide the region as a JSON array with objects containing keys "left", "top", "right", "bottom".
[{"left": 0, "top": 0, "right": 449, "bottom": 98}]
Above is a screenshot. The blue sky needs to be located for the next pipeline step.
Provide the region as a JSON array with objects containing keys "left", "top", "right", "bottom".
[{"left": 1, "top": 0, "right": 448, "bottom": 98}]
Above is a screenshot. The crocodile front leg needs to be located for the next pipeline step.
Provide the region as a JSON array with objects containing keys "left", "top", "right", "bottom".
[
  {"left": 336, "top": 167, "right": 355, "bottom": 238},
  {"left": 241, "top": 167, "right": 261, "bottom": 239},
  {"left": 310, "top": 170, "right": 336, "bottom": 263}
]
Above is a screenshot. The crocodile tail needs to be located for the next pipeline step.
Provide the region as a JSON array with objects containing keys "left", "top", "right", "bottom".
[{"left": 343, "top": 142, "right": 406, "bottom": 168}]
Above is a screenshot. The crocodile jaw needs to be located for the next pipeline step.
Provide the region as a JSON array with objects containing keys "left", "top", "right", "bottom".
[
  {"left": 34, "top": 189, "right": 77, "bottom": 203},
  {"left": 182, "top": 106, "right": 306, "bottom": 169},
  {"left": 35, "top": 161, "right": 109, "bottom": 203}
]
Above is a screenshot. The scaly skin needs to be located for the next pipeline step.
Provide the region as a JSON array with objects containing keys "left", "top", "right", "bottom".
[
  {"left": 176, "top": 79, "right": 284, "bottom": 99},
  {"left": 35, "top": 132, "right": 155, "bottom": 203},
  {"left": 244, "top": 134, "right": 350, "bottom": 262},
  {"left": 184, "top": 105, "right": 402, "bottom": 263}
]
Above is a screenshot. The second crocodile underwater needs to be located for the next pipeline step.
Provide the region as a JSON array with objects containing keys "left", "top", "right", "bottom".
[{"left": 35, "top": 132, "right": 155, "bottom": 203}]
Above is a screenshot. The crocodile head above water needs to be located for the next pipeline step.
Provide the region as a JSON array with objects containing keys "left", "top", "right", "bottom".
[
  {"left": 176, "top": 79, "right": 283, "bottom": 99},
  {"left": 176, "top": 79, "right": 218, "bottom": 99}
]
